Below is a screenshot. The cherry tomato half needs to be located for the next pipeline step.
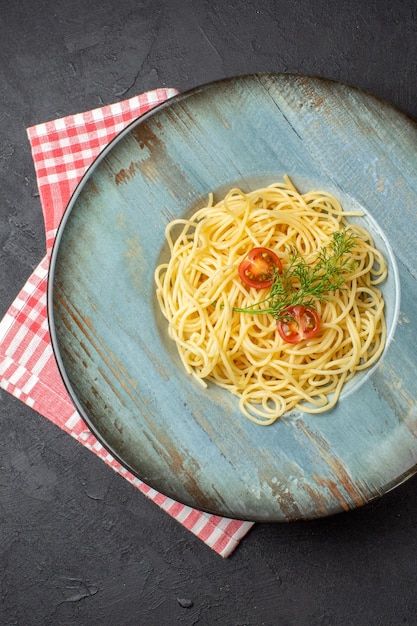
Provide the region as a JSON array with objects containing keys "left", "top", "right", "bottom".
[
  {"left": 238, "top": 247, "right": 282, "bottom": 289},
  {"left": 277, "top": 305, "right": 321, "bottom": 344}
]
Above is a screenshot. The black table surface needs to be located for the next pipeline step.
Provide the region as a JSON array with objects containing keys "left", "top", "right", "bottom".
[{"left": 2, "top": 1, "right": 417, "bottom": 624}]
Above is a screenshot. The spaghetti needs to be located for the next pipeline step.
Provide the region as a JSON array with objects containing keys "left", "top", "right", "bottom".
[{"left": 155, "top": 177, "right": 387, "bottom": 425}]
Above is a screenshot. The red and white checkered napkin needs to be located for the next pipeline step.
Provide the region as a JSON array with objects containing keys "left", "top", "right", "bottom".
[{"left": 0, "top": 88, "right": 254, "bottom": 557}]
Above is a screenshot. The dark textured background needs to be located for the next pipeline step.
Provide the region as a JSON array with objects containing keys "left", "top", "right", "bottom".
[{"left": 1, "top": 1, "right": 417, "bottom": 624}]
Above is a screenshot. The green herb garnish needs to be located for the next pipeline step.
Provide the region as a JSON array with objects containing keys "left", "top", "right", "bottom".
[{"left": 233, "top": 229, "right": 358, "bottom": 320}]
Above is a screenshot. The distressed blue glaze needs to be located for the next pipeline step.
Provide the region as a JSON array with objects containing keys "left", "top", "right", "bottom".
[{"left": 48, "top": 74, "right": 417, "bottom": 521}]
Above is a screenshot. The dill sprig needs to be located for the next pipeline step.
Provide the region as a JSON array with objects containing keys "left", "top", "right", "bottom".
[{"left": 232, "top": 229, "right": 358, "bottom": 320}]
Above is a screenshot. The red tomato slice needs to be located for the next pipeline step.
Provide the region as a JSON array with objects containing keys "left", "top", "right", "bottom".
[
  {"left": 238, "top": 247, "right": 282, "bottom": 289},
  {"left": 277, "top": 305, "right": 321, "bottom": 344}
]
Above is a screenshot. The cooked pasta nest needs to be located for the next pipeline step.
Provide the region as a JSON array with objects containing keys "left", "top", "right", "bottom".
[{"left": 155, "top": 177, "right": 387, "bottom": 425}]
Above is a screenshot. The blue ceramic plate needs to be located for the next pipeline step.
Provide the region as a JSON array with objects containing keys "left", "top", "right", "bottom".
[{"left": 49, "top": 74, "right": 417, "bottom": 522}]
